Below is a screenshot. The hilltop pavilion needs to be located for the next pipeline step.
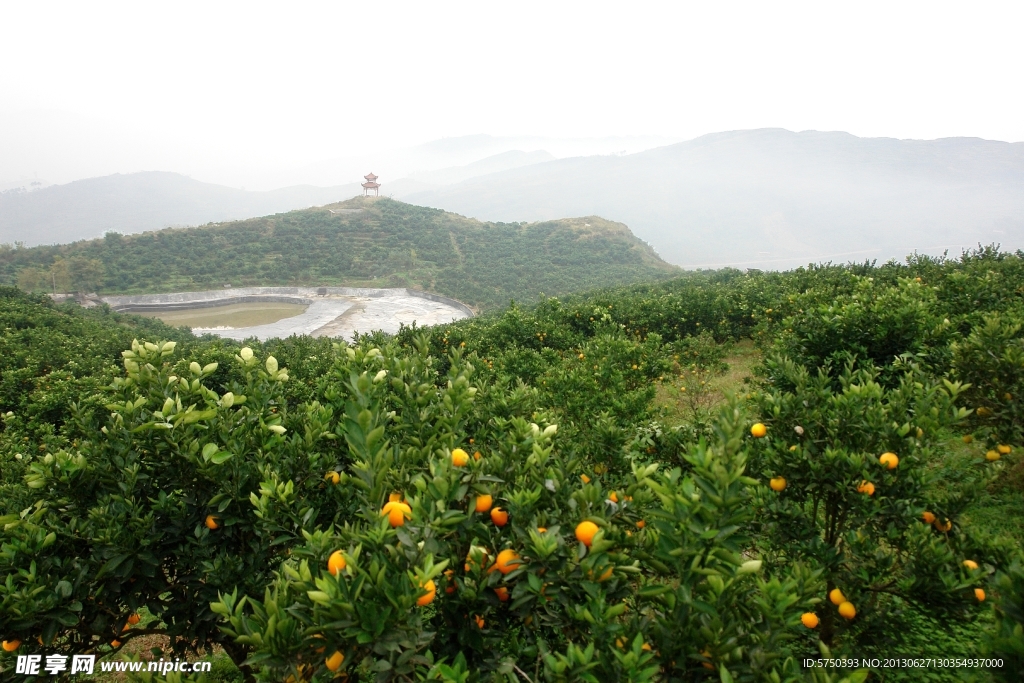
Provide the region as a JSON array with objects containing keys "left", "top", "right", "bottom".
[{"left": 362, "top": 172, "right": 380, "bottom": 196}]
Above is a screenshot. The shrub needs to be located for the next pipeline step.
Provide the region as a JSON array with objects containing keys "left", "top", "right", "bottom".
[{"left": 750, "top": 356, "right": 993, "bottom": 646}]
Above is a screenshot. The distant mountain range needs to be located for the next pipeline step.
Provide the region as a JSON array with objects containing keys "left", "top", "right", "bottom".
[
  {"left": 4, "top": 129, "right": 1022, "bottom": 269},
  {"left": 398, "top": 129, "right": 1024, "bottom": 269},
  {"left": 0, "top": 172, "right": 358, "bottom": 246}
]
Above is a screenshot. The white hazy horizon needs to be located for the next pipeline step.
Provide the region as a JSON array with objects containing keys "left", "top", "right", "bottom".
[{"left": 2, "top": 1, "right": 1022, "bottom": 190}]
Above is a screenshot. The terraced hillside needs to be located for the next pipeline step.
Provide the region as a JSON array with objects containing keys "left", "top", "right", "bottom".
[{"left": 1, "top": 196, "right": 678, "bottom": 310}]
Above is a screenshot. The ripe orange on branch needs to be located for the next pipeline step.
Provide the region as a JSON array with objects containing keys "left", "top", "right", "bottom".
[
  {"left": 417, "top": 580, "right": 436, "bottom": 606},
  {"left": 451, "top": 448, "right": 470, "bottom": 467},
  {"left": 857, "top": 481, "right": 875, "bottom": 496},
  {"left": 381, "top": 499, "right": 412, "bottom": 527},
  {"left": 205, "top": 515, "right": 219, "bottom": 530},
  {"left": 921, "top": 511, "right": 936, "bottom": 524},
  {"left": 491, "top": 507, "right": 509, "bottom": 527},
  {"left": 751, "top": 423, "right": 767, "bottom": 438},
  {"left": 801, "top": 613, "right": 819, "bottom": 628},
  {"left": 490, "top": 549, "right": 522, "bottom": 575},
  {"left": 328, "top": 550, "right": 347, "bottom": 576},
  {"left": 575, "top": 521, "right": 599, "bottom": 547},
  {"left": 325, "top": 651, "right": 344, "bottom": 672},
  {"left": 474, "top": 495, "right": 493, "bottom": 513},
  {"left": 879, "top": 452, "right": 899, "bottom": 469},
  {"left": 769, "top": 477, "right": 787, "bottom": 492},
  {"left": 2, "top": 640, "right": 20, "bottom": 652},
  {"left": 838, "top": 601, "right": 857, "bottom": 620},
  {"left": 829, "top": 588, "right": 846, "bottom": 605}
]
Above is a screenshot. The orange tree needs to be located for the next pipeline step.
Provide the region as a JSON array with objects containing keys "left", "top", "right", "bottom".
[
  {"left": 0, "top": 340, "right": 339, "bottom": 678},
  {"left": 748, "top": 354, "right": 997, "bottom": 647},
  {"left": 1, "top": 336, "right": 835, "bottom": 682},
  {"left": 209, "top": 341, "right": 822, "bottom": 681},
  {"left": 951, "top": 309, "right": 1024, "bottom": 449}
]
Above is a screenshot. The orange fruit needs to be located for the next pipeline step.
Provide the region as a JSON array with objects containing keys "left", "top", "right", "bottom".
[
  {"left": 452, "top": 448, "right": 470, "bottom": 467},
  {"left": 575, "top": 521, "right": 599, "bottom": 547},
  {"left": 935, "top": 518, "right": 952, "bottom": 532},
  {"left": 963, "top": 560, "right": 979, "bottom": 570},
  {"left": 801, "top": 612, "right": 819, "bottom": 628},
  {"left": 769, "top": 477, "right": 787, "bottom": 492},
  {"left": 328, "top": 550, "right": 347, "bottom": 576},
  {"left": 325, "top": 651, "right": 344, "bottom": 672},
  {"left": 641, "top": 643, "right": 652, "bottom": 652},
  {"left": 382, "top": 501, "right": 412, "bottom": 527},
  {"left": 597, "top": 566, "right": 614, "bottom": 582},
  {"left": 998, "top": 444, "right": 1012, "bottom": 455},
  {"left": 389, "top": 492, "right": 403, "bottom": 502},
  {"left": 581, "top": 474, "right": 591, "bottom": 484},
  {"left": 443, "top": 569, "right": 456, "bottom": 594},
  {"left": 416, "top": 580, "right": 436, "bottom": 606},
  {"left": 857, "top": 481, "right": 875, "bottom": 496},
  {"left": 975, "top": 588, "right": 986, "bottom": 602},
  {"left": 491, "top": 549, "right": 522, "bottom": 575},
  {"left": 976, "top": 406, "right": 991, "bottom": 417},
  {"left": 751, "top": 423, "right": 767, "bottom": 438},
  {"left": 986, "top": 450, "right": 1001, "bottom": 462},
  {"left": 110, "top": 640, "right": 122, "bottom": 648},
  {"left": 324, "top": 471, "right": 340, "bottom": 485},
  {"left": 475, "top": 495, "right": 493, "bottom": 513},
  {"left": 2, "top": 640, "right": 20, "bottom": 652},
  {"left": 473, "top": 451, "right": 482, "bottom": 461},
  {"left": 205, "top": 515, "right": 219, "bottom": 530},
  {"left": 127, "top": 613, "right": 141, "bottom": 625},
  {"left": 494, "top": 586, "right": 510, "bottom": 602},
  {"left": 922, "top": 511, "right": 936, "bottom": 524},
  {"left": 837, "top": 601, "right": 856, "bottom": 620},
  {"left": 536, "top": 527, "right": 547, "bottom": 533},
  {"left": 962, "top": 435, "right": 974, "bottom": 444},
  {"left": 636, "top": 520, "right": 645, "bottom": 529},
  {"left": 829, "top": 588, "right": 846, "bottom": 605},
  {"left": 491, "top": 507, "right": 509, "bottom": 527},
  {"left": 608, "top": 491, "right": 619, "bottom": 503},
  {"left": 879, "top": 452, "right": 899, "bottom": 469},
  {"left": 474, "top": 615, "right": 485, "bottom": 629}
]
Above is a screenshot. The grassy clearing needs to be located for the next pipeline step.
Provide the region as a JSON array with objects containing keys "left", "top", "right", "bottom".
[
  {"left": 654, "top": 338, "right": 759, "bottom": 426},
  {"left": 135, "top": 302, "right": 308, "bottom": 329}
]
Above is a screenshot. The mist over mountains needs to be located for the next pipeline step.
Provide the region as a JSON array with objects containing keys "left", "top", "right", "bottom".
[
  {"left": 399, "top": 129, "right": 1024, "bottom": 269},
  {"left": 3, "top": 129, "right": 1022, "bottom": 270},
  {"left": 0, "top": 173, "right": 357, "bottom": 246}
]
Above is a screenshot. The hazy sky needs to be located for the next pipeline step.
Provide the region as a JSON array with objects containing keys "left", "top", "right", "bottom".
[{"left": 2, "top": 1, "right": 1021, "bottom": 187}]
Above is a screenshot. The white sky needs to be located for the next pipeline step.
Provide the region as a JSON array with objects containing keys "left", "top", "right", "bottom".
[{"left": 1, "top": 0, "right": 1021, "bottom": 187}]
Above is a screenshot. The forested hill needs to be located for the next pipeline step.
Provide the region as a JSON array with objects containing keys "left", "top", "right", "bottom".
[{"left": 0, "top": 197, "right": 678, "bottom": 311}]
